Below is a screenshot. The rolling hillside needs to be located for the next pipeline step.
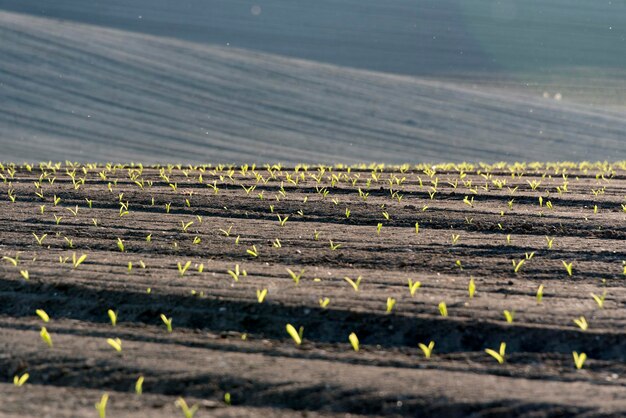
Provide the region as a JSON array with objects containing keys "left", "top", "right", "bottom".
[{"left": 0, "top": 7, "right": 625, "bottom": 163}]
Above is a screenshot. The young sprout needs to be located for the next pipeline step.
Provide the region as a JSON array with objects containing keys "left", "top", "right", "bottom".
[
  {"left": 146, "top": 234, "right": 152, "bottom": 242},
  {"left": 107, "top": 338, "right": 122, "bottom": 353},
  {"left": 348, "top": 332, "right": 359, "bottom": 351},
  {"left": 177, "top": 260, "right": 192, "bottom": 277},
  {"left": 573, "top": 316, "right": 588, "bottom": 331},
  {"left": 116, "top": 238, "right": 125, "bottom": 252},
  {"left": 376, "top": 222, "right": 383, "bottom": 235},
  {"left": 562, "top": 261, "right": 574, "bottom": 276},
  {"left": 485, "top": 342, "right": 506, "bottom": 364},
  {"left": 418, "top": 341, "right": 435, "bottom": 359},
  {"left": 345, "top": 208, "right": 351, "bottom": 219},
  {"left": 36, "top": 309, "right": 50, "bottom": 323},
  {"left": 468, "top": 277, "right": 476, "bottom": 299},
  {"left": 227, "top": 264, "right": 246, "bottom": 281},
  {"left": 545, "top": 236, "right": 554, "bottom": 249},
  {"left": 512, "top": 259, "right": 525, "bottom": 273},
  {"left": 344, "top": 276, "right": 362, "bottom": 292},
  {"left": 286, "top": 268, "right": 305, "bottom": 285},
  {"left": 438, "top": 301, "right": 448, "bottom": 317},
  {"left": 285, "top": 323, "right": 303, "bottom": 345},
  {"left": 13, "top": 373, "right": 29, "bottom": 387},
  {"left": 72, "top": 252, "right": 87, "bottom": 269},
  {"left": 33, "top": 233, "right": 47, "bottom": 246},
  {"left": 329, "top": 240, "right": 342, "bottom": 251},
  {"left": 536, "top": 284, "right": 544, "bottom": 303},
  {"left": 451, "top": 234, "right": 460, "bottom": 245},
  {"left": 407, "top": 278, "right": 421, "bottom": 296},
  {"left": 319, "top": 297, "right": 330, "bottom": 308},
  {"left": 135, "top": 376, "right": 144, "bottom": 395},
  {"left": 66, "top": 205, "right": 79, "bottom": 216},
  {"left": 572, "top": 351, "right": 587, "bottom": 370},
  {"left": 415, "top": 222, "right": 419, "bottom": 235},
  {"left": 20, "top": 270, "right": 29, "bottom": 280},
  {"left": 503, "top": 310, "right": 514, "bottom": 323},
  {"left": 175, "top": 398, "right": 199, "bottom": 418},
  {"left": 590, "top": 291, "right": 606, "bottom": 309},
  {"left": 277, "top": 214, "right": 289, "bottom": 226},
  {"left": 107, "top": 309, "right": 117, "bottom": 326},
  {"left": 3, "top": 255, "right": 18, "bottom": 266},
  {"left": 224, "top": 392, "right": 232, "bottom": 406},
  {"left": 256, "top": 289, "right": 268, "bottom": 303},
  {"left": 95, "top": 393, "right": 109, "bottom": 418},
  {"left": 246, "top": 245, "right": 259, "bottom": 257},
  {"left": 160, "top": 314, "right": 173, "bottom": 333},
  {"left": 386, "top": 297, "right": 396, "bottom": 314},
  {"left": 181, "top": 220, "right": 194, "bottom": 233}
]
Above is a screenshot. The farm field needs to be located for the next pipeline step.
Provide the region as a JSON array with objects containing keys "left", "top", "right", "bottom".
[{"left": 1, "top": 161, "right": 626, "bottom": 417}]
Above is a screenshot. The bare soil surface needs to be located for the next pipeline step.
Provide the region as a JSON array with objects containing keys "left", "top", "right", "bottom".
[{"left": 1, "top": 162, "right": 626, "bottom": 417}]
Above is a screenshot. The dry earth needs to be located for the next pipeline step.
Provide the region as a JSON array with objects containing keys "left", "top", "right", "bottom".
[{"left": 1, "top": 162, "right": 626, "bottom": 417}]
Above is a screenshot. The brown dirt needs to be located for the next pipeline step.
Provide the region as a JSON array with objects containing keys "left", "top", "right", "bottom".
[{"left": 1, "top": 162, "right": 626, "bottom": 417}]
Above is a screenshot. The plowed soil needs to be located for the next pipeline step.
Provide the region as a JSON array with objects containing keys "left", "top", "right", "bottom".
[{"left": 1, "top": 162, "right": 626, "bottom": 417}]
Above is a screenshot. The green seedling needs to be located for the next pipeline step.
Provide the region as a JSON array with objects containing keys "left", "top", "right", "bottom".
[
  {"left": 345, "top": 208, "right": 351, "bottom": 219},
  {"left": 512, "top": 259, "right": 525, "bottom": 273},
  {"left": 72, "top": 252, "right": 87, "bottom": 268},
  {"left": 277, "top": 214, "right": 289, "bottom": 226},
  {"left": 415, "top": 222, "right": 419, "bottom": 234},
  {"left": 53, "top": 214, "right": 62, "bottom": 225},
  {"left": 135, "top": 376, "right": 144, "bottom": 395},
  {"left": 40, "top": 327, "right": 52, "bottom": 347},
  {"left": 160, "top": 314, "right": 173, "bottom": 333},
  {"left": 407, "top": 278, "right": 421, "bottom": 296},
  {"left": 246, "top": 245, "right": 259, "bottom": 257},
  {"left": 348, "top": 332, "right": 359, "bottom": 351},
  {"left": 563, "top": 261, "right": 574, "bottom": 276},
  {"left": 386, "top": 297, "right": 396, "bottom": 314},
  {"left": 116, "top": 238, "right": 125, "bottom": 252},
  {"left": 176, "top": 398, "right": 199, "bottom": 418},
  {"left": 537, "top": 284, "right": 544, "bottom": 303},
  {"left": 36, "top": 309, "right": 49, "bottom": 323},
  {"left": 329, "top": 240, "right": 342, "bottom": 251},
  {"left": 227, "top": 264, "right": 246, "bottom": 281},
  {"left": 319, "top": 297, "right": 330, "bottom": 308},
  {"left": 286, "top": 323, "right": 303, "bottom": 345},
  {"left": 107, "top": 309, "right": 117, "bottom": 326},
  {"left": 376, "top": 222, "right": 383, "bottom": 234},
  {"left": 224, "top": 392, "right": 232, "bottom": 406},
  {"left": 3, "top": 255, "right": 18, "bottom": 266},
  {"left": 503, "top": 310, "right": 514, "bottom": 323},
  {"left": 485, "top": 342, "right": 506, "bottom": 364},
  {"left": 181, "top": 220, "right": 193, "bottom": 232},
  {"left": 20, "top": 270, "right": 29, "bottom": 280},
  {"left": 286, "top": 268, "right": 305, "bottom": 285},
  {"left": 545, "top": 236, "right": 554, "bottom": 249},
  {"left": 418, "top": 341, "right": 435, "bottom": 359},
  {"left": 33, "top": 233, "right": 47, "bottom": 245},
  {"left": 451, "top": 234, "right": 460, "bottom": 244},
  {"left": 573, "top": 351, "right": 587, "bottom": 370},
  {"left": 468, "top": 277, "right": 476, "bottom": 299},
  {"left": 573, "top": 316, "right": 588, "bottom": 331},
  {"left": 257, "top": 289, "right": 268, "bottom": 303},
  {"left": 66, "top": 205, "right": 79, "bottom": 216},
  {"left": 13, "top": 373, "right": 29, "bottom": 387},
  {"left": 95, "top": 393, "right": 109, "bottom": 418},
  {"left": 438, "top": 301, "right": 448, "bottom": 317},
  {"left": 591, "top": 291, "right": 606, "bottom": 308},
  {"left": 344, "top": 276, "right": 362, "bottom": 292},
  {"left": 107, "top": 338, "right": 122, "bottom": 352},
  {"left": 177, "top": 260, "right": 192, "bottom": 276}
]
